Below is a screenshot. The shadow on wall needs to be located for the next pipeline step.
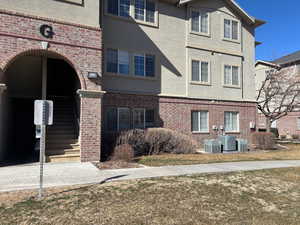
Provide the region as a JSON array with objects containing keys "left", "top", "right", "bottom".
[{"left": 103, "top": 2, "right": 185, "bottom": 95}]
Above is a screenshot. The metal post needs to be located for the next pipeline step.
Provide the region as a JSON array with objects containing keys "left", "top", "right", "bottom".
[{"left": 38, "top": 101, "right": 47, "bottom": 199}]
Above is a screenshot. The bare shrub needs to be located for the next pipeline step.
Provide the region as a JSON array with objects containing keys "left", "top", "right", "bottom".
[
  {"left": 251, "top": 132, "right": 276, "bottom": 150},
  {"left": 292, "top": 134, "right": 300, "bottom": 140},
  {"left": 145, "top": 128, "right": 198, "bottom": 155},
  {"left": 110, "top": 144, "right": 134, "bottom": 162},
  {"left": 116, "top": 129, "right": 148, "bottom": 156}
]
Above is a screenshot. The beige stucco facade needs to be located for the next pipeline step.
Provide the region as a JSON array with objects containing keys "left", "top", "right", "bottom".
[
  {"left": 102, "top": 0, "right": 257, "bottom": 102},
  {"left": 0, "top": 0, "right": 100, "bottom": 27}
]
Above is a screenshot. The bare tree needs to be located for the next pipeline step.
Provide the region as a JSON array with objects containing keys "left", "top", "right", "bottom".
[{"left": 257, "top": 65, "right": 300, "bottom": 132}]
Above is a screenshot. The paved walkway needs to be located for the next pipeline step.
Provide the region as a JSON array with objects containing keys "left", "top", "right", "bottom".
[{"left": 1, "top": 160, "right": 300, "bottom": 193}]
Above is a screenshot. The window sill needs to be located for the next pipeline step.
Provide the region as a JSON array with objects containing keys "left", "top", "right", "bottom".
[
  {"left": 222, "top": 38, "right": 240, "bottom": 44},
  {"left": 223, "top": 85, "right": 241, "bottom": 89},
  {"left": 105, "top": 13, "right": 159, "bottom": 28},
  {"left": 192, "top": 131, "right": 210, "bottom": 134},
  {"left": 225, "top": 131, "right": 240, "bottom": 134},
  {"left": 105, "top": 72, "right": 158, "bottom": 81},
  {"left": 190, "top": 81, "right": 211, "bottom": 86},
  {"left": 190, "top": 31, "right": 211, "bottom": 38}
]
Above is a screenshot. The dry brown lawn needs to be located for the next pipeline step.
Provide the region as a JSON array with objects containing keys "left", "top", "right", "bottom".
[
  {"left": 136, "top": 144, "right": 300, "bottom": 167},
  {"left": 1, "top": 167, "right": 300, "bottom": 225}
]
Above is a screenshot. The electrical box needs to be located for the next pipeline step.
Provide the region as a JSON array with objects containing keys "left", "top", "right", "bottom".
[
  {"left": 204, "top": 140, "right": 222, "bottom": 153},
  {"left": 237, "top": 139, "right": 248, "bottom": 152},
  {"left": 218, "top": 136, "right": 237, "bottom": 151}
]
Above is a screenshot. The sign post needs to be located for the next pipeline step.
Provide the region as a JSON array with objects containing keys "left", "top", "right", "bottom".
[{"left": 34, "top": 100, "right": 53, "bottom": 199}]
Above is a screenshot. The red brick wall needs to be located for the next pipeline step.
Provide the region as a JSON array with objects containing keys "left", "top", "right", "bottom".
[
  {"left": 0, "top": 10, "right": 103, "bottom": 162},
  {"left": 103, "top": 92, "right": 257, "bottom": 144},
  {"left": 277, "top": 112, "right": 300, "bottom": 136}
]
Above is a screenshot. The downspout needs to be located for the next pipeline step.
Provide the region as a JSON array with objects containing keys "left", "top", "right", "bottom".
[{"left": 241, "top": 22, "right": 244, "bottom": 99}]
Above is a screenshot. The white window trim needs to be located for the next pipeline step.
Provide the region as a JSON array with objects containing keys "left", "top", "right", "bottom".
[
  {"left": 189, "top": 7, "right": 210, "bottom": 37},
  {"left": 192, "top": 111, "right": 210, "bottom": 133},
  {"left": 222, "top": 63, "right": 241, "bottom": 88},
  {"left": 222, "top": 17, "right": 240, "bottom": 43},
  {"left": 190, "top": 59, "right": 211, "bottom": 85},
  {"left": 133, "top": 108, "right": 146, "bottom": 129},
  {"left": 134, "top": 53, "right": 155, "bottom": 78},
  {"left": 105, "top": 0, "right": 159, "bottom": 27},
  {"left": 224, "top": 111, "right": 240, "bottom": 133}
]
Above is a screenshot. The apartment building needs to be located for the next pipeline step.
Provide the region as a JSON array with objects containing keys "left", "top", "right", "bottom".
[
  {"left": 0, "top": 0, "right": 263, "bottom": 164},
  {"left": 256, "top": 51, "right": 300, "bottom": 137},
  {"left": 102, "top": 0, "right": 264, "bottom": 149}
]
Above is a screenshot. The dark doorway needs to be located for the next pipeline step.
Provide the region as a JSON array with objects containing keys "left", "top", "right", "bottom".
[{"left": 4, "top": 98, "right": 38, "bottom": 164}]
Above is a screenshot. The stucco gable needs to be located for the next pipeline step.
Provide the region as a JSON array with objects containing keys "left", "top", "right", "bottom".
[{"left": 178, "top": 0, "right": 265, "bottom": 28}]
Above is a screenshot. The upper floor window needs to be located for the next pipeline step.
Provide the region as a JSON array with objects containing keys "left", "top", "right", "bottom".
[
  {"left": 224, "top": 19, "right": 239, "bottom": 41},
  {"left": 191, "top": 10, "right": 209, "bottom": 34},
  {"left": 108, "top": 0, "right": 130, "bottom": 18},
  {"left": 106, "top": 48, "right": 156, "bottom": 78},
  {"left": 224, "top": 65, "right": 239, "bottom": 86},
  {"left": 134, "top": 54, "right": 155, "bottom": 77},
  {"left": 107, "top": 49, "right": 130, "bottom": 75},
  {"left": 191, "top": 60, "right": 209, "bottom": 83},
  {"left": 135, "top": 0, "right": 156, "bottom": 23}
]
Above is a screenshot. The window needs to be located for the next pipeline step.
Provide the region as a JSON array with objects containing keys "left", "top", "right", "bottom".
[
  {"left": 224, "top": 112, "right": 239, "bottom": 132},
  {"left": 224, "top": 19, "right": 239, "bottom": 40},
  {"left": 297, "top": 118, "right": 300, "bottom": 130},
  {"left": 191, "top": 10, "right": 209, "bottom": 34},
  {"left": 133, "top": 108, "right": 155, "bottom": 129},
  {"left": 108, "top": 0, "right": 130, "bottom": 18},
  {"left": 107, "top": 49, "right": 130, "bottom": 75},
  {"left": 224, "top": 65, "right": 239, "bottom": 86},
  {"left": 135, "top": 0, "right": 155, "bottom": 23},
  {"left": 192, "top": 111, "right": 209, "bottom": 132},
  {"left": 134, "top": 54, "right": 155, "bottom": 77},
  {"left": 105, "top": 107, "right": 130, "bottom": 131},
  {"left": 192, "top": 60, "right": 209, "bottom": 83}
]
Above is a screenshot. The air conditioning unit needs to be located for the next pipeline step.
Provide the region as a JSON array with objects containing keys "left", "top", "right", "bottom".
[
  {"left": 236, "top": 139, "right": 248, "bottom": 152},
  {"left": 218, "top": 136, "right": 236, "bottom": 151},
  {"left": 204, "top": 139, "right": 221, "bottom": 153}
]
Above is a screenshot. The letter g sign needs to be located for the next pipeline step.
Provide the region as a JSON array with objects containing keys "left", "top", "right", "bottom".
[{"left": 40, "top": 24, "right": 54, "bottom": 39}]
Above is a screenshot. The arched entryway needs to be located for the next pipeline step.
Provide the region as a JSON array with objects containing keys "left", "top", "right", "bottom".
[{"left": 0, "top": 50, "right": 82, "bottom": 165}]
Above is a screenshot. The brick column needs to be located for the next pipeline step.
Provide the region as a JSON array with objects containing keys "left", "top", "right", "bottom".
[{"left": 77, "top": 90, "right": 105, "bottom": 162}]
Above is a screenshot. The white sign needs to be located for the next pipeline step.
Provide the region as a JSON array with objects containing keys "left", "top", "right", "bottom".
[{"left": 34, "top": 100, "right": 53, "bottom": 125}]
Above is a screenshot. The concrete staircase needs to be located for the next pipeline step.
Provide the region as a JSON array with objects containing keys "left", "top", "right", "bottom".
[{"left": 46, "top": 97, "right": 80, "bottom": 162}]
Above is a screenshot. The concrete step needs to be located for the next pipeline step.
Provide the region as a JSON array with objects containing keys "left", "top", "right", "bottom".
[
  {"left": 47, "top": 142, "right": 79, "bottom": 148},
  {"left": 46, "top": 153, "right": 80, "bottom": 163},
  {"left": 47, "top": 148, "right": 80, "bottom": 156},
  {"left": 47, "top": 130, "right": 76, "bottom": 135},
  {"left": 47, "top": 134, "right": 78, "bottom": 140}
]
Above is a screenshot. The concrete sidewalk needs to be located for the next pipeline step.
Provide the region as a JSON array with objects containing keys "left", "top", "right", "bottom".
[{"left": 1, "top": 160, "right": 300, "bottom": 193}]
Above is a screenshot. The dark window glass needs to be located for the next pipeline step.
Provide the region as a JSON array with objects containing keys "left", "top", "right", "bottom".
[
  {"left": 146, "top": 0, "right": 155, "bottom": 23},
  {"left": 107, "top": 49, "right": 118, "bottom": 73},
  {"left": 146, "top": 54, "right": 155, "bottom": 77},
  {"left": 145, "top": 109, "right": 155, "bottom": 128},
  {"left": 108, "top": 0, "right": 119, "bottom": 15},
  {"left": 105, "top": 108, "right": 118, "bottom": 131}
]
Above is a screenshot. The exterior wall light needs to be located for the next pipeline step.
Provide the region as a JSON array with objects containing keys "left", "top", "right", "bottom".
[{"left": 87, "top": 72, "right": 100, "bottom": 79}]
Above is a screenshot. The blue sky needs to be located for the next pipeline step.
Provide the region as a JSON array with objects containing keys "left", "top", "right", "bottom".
[{"left": 235, "top": 0, "right": 299, "bottom": 61}]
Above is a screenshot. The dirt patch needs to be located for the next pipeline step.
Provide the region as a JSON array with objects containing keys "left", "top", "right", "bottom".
[{"left": 93, "top": 160, "right": 143, "bottom": 170}]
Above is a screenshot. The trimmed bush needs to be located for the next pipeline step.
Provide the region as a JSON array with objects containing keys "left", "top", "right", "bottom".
[
  {"left": 292, "top": 134, "right": 300, "bottom": 140},
  {"left": 110, "top": 144, "right": 134, "bottom": 162},
  {"left": 145, "top": 128, "right": 198, "bottom": 155},
  {"left": 251, "top": 132, "right": 275, "bottom": 150}
]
